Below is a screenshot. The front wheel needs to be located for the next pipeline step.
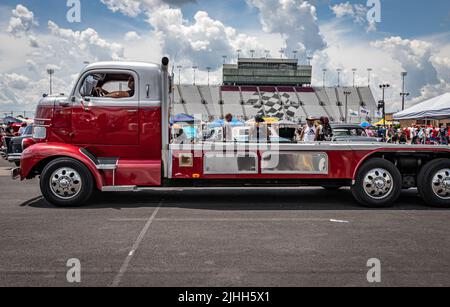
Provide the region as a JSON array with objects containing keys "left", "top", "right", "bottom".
[
  {"left": 418, "top": 159, "right": 450, "bottom": 207},
  {"left": 351, "top": 158, "right": 402, "bottom": 208},
  {"left": 40, "top": 158, "right": 94, "bottom": 207}
]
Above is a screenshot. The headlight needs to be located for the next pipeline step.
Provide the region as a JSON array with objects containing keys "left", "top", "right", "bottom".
[
  {"left": 22, "top": 138, "right": 36, "bottom": 150},
  {"left": 33, "top": 126, "right": 47, "bottom": 140}
]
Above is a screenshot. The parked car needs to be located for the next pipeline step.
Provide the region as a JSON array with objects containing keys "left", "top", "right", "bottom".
[
  {"left": 5, "top": 124, "right": 33, "bottom": 166},
  {"left": 331, "top": 124, "right": 382, "bottom": 143},
  {"left": 2, "top": 116, "right": 23, "bottom": 133}
]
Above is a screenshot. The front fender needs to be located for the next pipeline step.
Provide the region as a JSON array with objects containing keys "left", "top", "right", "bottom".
[{"left": 21, "top": 143, "right": 104, "bottom": 190}]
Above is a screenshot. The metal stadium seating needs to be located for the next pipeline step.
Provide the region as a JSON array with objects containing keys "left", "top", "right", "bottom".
[{"left": 170, "top": 85, "right": 378, "bottom": 123}]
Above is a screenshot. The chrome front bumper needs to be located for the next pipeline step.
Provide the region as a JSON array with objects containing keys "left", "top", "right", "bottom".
[
  {"left": 7, "top": 153, "right": 21, "bottom": 162},
  {"left": 11, "top": 167, "right": 21, "bottom": 180}
]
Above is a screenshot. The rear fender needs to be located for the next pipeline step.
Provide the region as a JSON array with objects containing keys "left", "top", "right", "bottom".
[{"left": 21, "top": 143, "right": 104, "bottom": 190}]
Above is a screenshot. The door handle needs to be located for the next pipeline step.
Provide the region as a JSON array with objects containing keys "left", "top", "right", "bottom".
[{"left": 59, "top": 102, "right": 70, "bottom": 107}]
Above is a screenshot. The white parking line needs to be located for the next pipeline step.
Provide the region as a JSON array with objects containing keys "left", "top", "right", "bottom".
[
  {"left": 330, "top": 219, "right": 350, "bottom": 224},
  {"left": 0, "top": 167, "right": 11, "bottom": 177},
  {"left": 110, "top": 203, "right": 162, "bottom": 287},
  {"left": 109, "top": 218, "right": 350, "bottom": 223}
]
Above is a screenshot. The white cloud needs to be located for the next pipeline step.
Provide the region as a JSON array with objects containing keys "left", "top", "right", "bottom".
[
  {"left": 124, "top": 31, "right": 141, "bottom": 41},
  {"left": 247, "top": 0, "right": 326, "bottom": 56},
  {"left": 7, "top": 4, "right": 40, "bottom": 48},
  {"left": 0, "top": 5, "right": 127, "bottom": 110},
  {"left": 371, "top": 36, "right": 440, "bottom": 97},
  {"left": 7, "top": 4, "right": 38, "bottom": 36},
  {"left": 331, "top": 2, "right": 376, "bottom": 32},
  {"left": 48, "top": 21, "right": 124, "bottom": 61},
  {"left": 3, "top": 73, "right": 30, "bottom": 90},
  {"left": 100, "top": 0, "right": 143, "bottom": 17}
]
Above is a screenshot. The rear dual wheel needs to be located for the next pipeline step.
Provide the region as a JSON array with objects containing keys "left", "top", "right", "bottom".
[
  {"left": 418, "top": 159, "right": 450, "bottom": 207},
  {"left": 352, "top": 158, "right": 402, "bottom": 208}
]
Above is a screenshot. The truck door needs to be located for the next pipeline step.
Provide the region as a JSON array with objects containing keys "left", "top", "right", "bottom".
[{"left": 71, "top": 70, "right": 139, "bottom": 146}]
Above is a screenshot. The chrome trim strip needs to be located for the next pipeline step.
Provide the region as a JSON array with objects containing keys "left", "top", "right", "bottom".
[{"left": 102, "top": 186, "right": 137, "bottom": 192}]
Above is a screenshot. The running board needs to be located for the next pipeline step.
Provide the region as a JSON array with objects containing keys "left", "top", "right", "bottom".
[{"left": 101, "top": 186, "right": 334, "bottom": 192}]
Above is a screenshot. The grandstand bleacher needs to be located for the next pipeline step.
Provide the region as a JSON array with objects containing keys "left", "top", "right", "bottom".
[{"left": 170, "top": 85, "right": 379, "bottom": 123}]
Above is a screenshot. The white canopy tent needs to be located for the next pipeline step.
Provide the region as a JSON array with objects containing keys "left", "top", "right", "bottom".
[{"left": 394, "top": 93, "right": 450, "bottom": 120}]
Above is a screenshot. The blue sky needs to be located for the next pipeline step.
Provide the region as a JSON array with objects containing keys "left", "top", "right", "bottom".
[
  {"left": 0, "top": 0, "right": 449, "bottom": 112},
  {"left": 2, "top": 0, "right": 449, "bottom": 38}
]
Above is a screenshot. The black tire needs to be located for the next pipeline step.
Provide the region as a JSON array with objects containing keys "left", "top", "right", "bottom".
[
  {"left": 322, "top": 185, "right": 342, "bottom": 191},
  {"left": 40, "top": 158, "right": 94, "bottom": 207},
  {"left": 351, "top": 158, "right": 402, "bottom": 208},
  {"left": 417, "top": 158, "right": 450, "bottom": 207}
]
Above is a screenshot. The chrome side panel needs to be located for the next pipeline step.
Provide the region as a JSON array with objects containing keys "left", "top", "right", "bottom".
[
  {"left": 261, "top": 151, "right": 329, "bottom": 175},
  {"left": 204, "top": 152, "right": 258, "bottom": 175}
]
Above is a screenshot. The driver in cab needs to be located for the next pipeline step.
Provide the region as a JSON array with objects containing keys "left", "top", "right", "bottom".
[{"left": 95, "top": 77, "right": 135, "bottom": 98}]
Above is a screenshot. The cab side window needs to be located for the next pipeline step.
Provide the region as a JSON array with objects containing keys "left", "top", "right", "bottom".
[{"left": 80, "top": 72, "right": 136, "bottom": 99}]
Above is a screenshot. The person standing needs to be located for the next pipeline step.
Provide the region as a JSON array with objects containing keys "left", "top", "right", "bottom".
[
  {"left": 318, "top": 117, "right": 333, "bottom": 141},
  {"left": 300, "top": 117, "right": 319, "bottom": 142},
  {"left": 18, "top": 122, "right": 27, "bottom": 136},
  {"left": 223, "top": 113, "right": 234, "bottom": 142}
]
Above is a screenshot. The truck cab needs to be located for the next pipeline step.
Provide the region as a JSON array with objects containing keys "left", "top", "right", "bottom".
[{"left": 14, "top": 58, "right": 450, "bottom": 209}]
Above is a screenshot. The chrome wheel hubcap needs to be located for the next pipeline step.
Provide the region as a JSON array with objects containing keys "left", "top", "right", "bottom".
[
  {"left": 363, "top": 168, "right": 393, "bottom": 200},
  {"left": 50, "top": 167, "right": 82, "bottom": 200},
  {"left": 431, "top": 169, "right": 450, "bottom": 200}
]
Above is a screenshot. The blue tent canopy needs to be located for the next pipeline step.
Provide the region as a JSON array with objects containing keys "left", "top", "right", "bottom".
[
  {"left": 360, "top": 122, "right": 372, "bottom": 128},
  {"left": 170, "top": 114, "right": 194, "bottom": 124},
  {"left": 208, "top": 119, "right": 245, "bottom": 128}
]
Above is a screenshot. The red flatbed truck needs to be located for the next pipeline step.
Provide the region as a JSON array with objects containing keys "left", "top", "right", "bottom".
[{"left": 12, "top": 58, "right": 450, "bottom": 208}]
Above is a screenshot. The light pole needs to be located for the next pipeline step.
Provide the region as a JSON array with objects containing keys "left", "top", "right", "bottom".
[
  {"left": 307, "top": 56, "right": 313, "bottom": 66},
  {"left": 206, "top": 67, "right": 211, "bottom": 86},
  {"left": 237, "top": 49, "right": 242, "bottom": 59},
  {"left": 264, "top": 50, "right": 270, "bottom": 59},
  {"left": 400, "top": 72, "right": 409, "bottom": 111},
  {"left": 46, "top": 69, "right": 55, "bottom": 95},
  {"left": 322, "top": 69, "right": 327, "bottom": 88},
  {"left": 379, "top": 84, "right": 390, "bottom": 129},
  {"left": 177, "top": 65, "right": 182, "bottom": 85},
  {"left": 367, "top": 68, "right": 372, "bottom": 87},
  {"left": 343, "top": 90, "right": 351, "bottom": 123},
  {"left": 292, "top": 50, "right": 298, "bottom": 59},
  {"left": 222, "top": 55, "right": 227, "bottom": 64},
  {"left": 337, "top": 69, "right": 342, "bottom": 87},
  {"left": 250, "top": 50, "right": 255, "bottom": 59},
  {"left": 279, "top": 49, "right": 284, "bottom": 59},
  {"left": 192, "top": 66, "right": 198, "bottom": 85},
  {"left": 352, "top": 68, "right": 357, "bottom": 87}
]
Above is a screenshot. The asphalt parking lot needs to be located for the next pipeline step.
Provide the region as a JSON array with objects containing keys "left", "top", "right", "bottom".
[{"left": 0, "top": 159, "right": 449, "bottom": 287}]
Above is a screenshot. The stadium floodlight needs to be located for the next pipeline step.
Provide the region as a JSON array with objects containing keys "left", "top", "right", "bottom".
[
  {"left": 264, "top": 50, "right": 270, "bottom": 59},
  {"left": 307, "top": 56, "right": 313, "bottom": 66},
  {"left": 322, "top": 69, "right": 327, "bottom": 87},
  {"left": 222, "top": 55, "right": 227, "bottom": 64},
  {"left": 237, "top": 49, "right": 242, "bottom": 59},
  {"left": 279, "top": 49, "right": 284, "bottom": 59},
  {"left": 206, "top": 67, "right": 212, "bottom": 86},
  {"left": 400, "top": 72, "right": 408, "bottom": 111},
  {"left": 250, "top": 50, "right": 255, "bottom": 59},
  {"left": 352, "top": 68, "right": 357, "bottom": 87},
  {"left": 343, "top": 90, "right": 352, "bottom": 122},
  {"left": 46, "top": 68, "right": 55, "bottom": 95},
  {"left": 367, "top": 68, "right": 373, "bottom": 87},
  {"left": 336, "top": 68, "right": 342, "bottom": 87},
  {"left": 192, "top": 66, "right": 198, "bottom": 85},
  {"left": 378, "top": 84, "right": 390, "bottom": 128},
  {"left": 292, "top": 50, "right": 298, "bottom": 59},
  {"left": 177, "top": 65, "right": 182, "bottom": 85}
]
